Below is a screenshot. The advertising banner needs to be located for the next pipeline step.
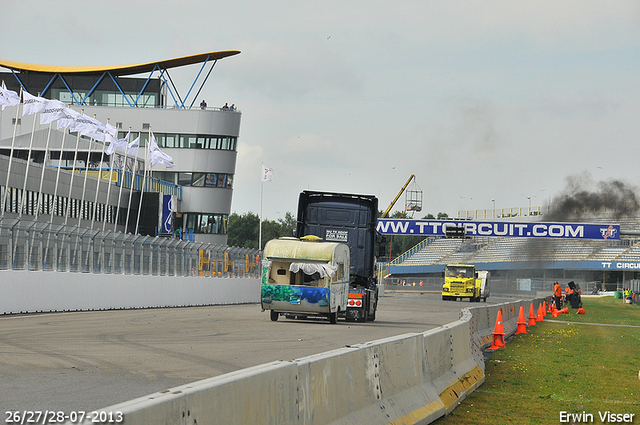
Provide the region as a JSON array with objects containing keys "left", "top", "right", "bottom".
[
  {"left": 376, "top": 219, "right": 620, "bottom": 240},
  {"left": 161, "top": 194, "right": 176, "bottom": 235}
]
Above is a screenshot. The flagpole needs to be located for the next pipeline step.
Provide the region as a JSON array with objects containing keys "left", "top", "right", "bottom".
[
  {"left": 1, "top": 86, "right": 23, "bottom": 216},
  {"left": 134, "top": 129, "right": 151, "bottom": 235},
  {"left": 39, "top": 122, "right": 55, "bottom": 271},
  {"left": 91, "top": 119, "right": 111, "bottom": 230},
  {"left": 91, "top": 142, "right": 107, "bottom": 229},
  {"left": 259, "top": 164, "right": 264, "bottom": 250},
  {"left": 19, "top": 101, "right": 44, "bottom": 268},
  {"left": 18, "top": 108, "right": 39, "bottom": 217},
  {"left": 50, "top": 128, "right": 67, "bottom": 225},
  {"left": 113, "top": 128, "right": 130, "bottom": 232},
  {"left": 64, "top": 130, "right": 82, "bottom": 226},
  {"left": 102, "top": 145, "right": 117, "bottom": 234},
  {"left": 35, "top": 122, "right": 53, "bottom": 220},
  {"left": 78, "top": 133, "right": 95, "bottom": 228},
  {"left": 66, "top": 125, "right": 84, "bottom": 270},
  {"left": 124, "top": 148, "right": 137, "bottom": 234}
]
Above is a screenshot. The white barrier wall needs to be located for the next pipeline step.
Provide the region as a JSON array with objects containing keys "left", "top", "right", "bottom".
[
  {"left": 69, "top": 298, "right": 544, "bottom": 425},
  {"left": 0, "top": 270, "right": 261, "bottom": 314}
]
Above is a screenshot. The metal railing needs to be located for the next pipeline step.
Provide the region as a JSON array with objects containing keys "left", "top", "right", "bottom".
[
  {"left": 0, "top": 217, "right": 260, "bottom": 278},
  {"left": 457, "top": 205, "right": 551, "bottom": 219}
]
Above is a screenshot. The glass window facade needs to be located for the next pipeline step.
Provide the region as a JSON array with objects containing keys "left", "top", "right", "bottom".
[
  {"left": 116, "top": 132, "right": 237, "bottom": 151},
  {"left": 184, "top": 213, "right": 228, "bottom": 234},
  {"left": 154, "top": 172, "right": 233, "bottom": 189}
]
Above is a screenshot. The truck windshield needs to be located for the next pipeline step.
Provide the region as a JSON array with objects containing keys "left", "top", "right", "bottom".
[{"left": 446, "top": 267, "right": 473, "bottom": 278}]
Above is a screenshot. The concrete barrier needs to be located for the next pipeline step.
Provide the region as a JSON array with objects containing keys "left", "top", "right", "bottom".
[
  {"left": 89, "top": 361, "right": 300, "bottom": 425},
  {"left": 67, "top": 298, "right": 543, "bottom": 425},
  {"left": 306, "top": 334, "right": 446, "bottom": 425},
  {"left": 1, "top": 270, "right": 261, "bottom": 314}
]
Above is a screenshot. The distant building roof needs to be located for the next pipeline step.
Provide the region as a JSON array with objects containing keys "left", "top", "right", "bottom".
[{"left": 0, "top": 50, "right": 241, "bottom": 76}]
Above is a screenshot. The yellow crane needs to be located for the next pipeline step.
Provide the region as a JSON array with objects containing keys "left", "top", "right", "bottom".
[{"left": 381, "top": 174, "right": 422, "bottom": 218}]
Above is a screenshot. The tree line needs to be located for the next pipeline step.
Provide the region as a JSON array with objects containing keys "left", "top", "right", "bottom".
[{"left": 227, "top": 211, "right": 448, "bottom": 262}]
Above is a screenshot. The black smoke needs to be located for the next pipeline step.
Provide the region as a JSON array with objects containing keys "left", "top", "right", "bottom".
[
  {"left": 522, "top": 176, "right": 639, "bottom": 265},
  {"left": 545, "top": 176, "right": 639, "bottom": 222}
]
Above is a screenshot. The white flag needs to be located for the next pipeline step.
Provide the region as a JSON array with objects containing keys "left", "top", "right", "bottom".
[
  {"left": 148, "top": 134, "right": 174, "bottom": 168},
  {"left": 148, "top": 134, "right": 160, "bottom": 153},
  {"left": 56, "top": 108, "right": 81, "bottom": 129},
  {"left": 104, "top": 124, "right": 118, "bottom": 144},
  {"left": 79, "top": 115, "right": 106, "bottom": 141},
  {"left": 126, "top": 136, "right": 140, "bottom": 156},
  {"left": 103, "top": 123, "right": 118, "bottom": 146},
  {"left": 106, "top": 131, "right": 129, "bottom": 155},
  {"left": 40, "top": 99, "right": 67, "bottom": 124},
  {"left": 262, "top": 165, "right": 274, "bottom": 182},
  {"left": 150, "top": 149, "right": 175, "bottom": 168},
  {"left": 0, "top": 86, "right": 20, "bottom": 110},
  {"left": 22, "top": 91, "right": 47, "bottom": 116},
  {"left": 104, "top": 123, "right": 117, "bottom": 139}
]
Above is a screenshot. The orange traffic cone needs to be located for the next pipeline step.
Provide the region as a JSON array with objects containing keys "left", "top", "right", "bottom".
[
  {"left": 489, "top": 309, "right": 505, "bottom": 349},
  {"left": 515, "top": 305, "right": 527, "bottom": 334},
  {"left": 543, "top": 301, "right": 548, "bottom": 316},
  {"left": 552, "top": 309, "right": 559, "bottom": 317},
  {"left": 560, "top": 307, "right": 569, "bottom": 314},
  {"left": 536, "top": 303, "right": 544, "bottom": 322},
  {"left": 576, "top": 308, "right": 585, "bottom": 314},
  {"left": 528, "top": 303, "right": 537, "bottom": 326}
]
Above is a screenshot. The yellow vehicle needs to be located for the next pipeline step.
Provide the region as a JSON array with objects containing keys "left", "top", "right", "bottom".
[{"left": 442, "top": 264, "right": 484, "bottom": 302}]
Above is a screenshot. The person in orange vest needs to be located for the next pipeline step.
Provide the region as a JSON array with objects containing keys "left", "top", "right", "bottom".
[
  {"left": 553, "top": 281, "right": 563, "bottom": 310},
  {"left": 565, "top": 285, "right": 574, "bottom": 302}
]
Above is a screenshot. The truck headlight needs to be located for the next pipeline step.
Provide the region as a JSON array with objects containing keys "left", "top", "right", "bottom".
[
  {"left": 466, "top": 288, "right": 473, "bottom": 292},
  {"left": 442, "top": 288, "right": 449, "bottom": 292}
]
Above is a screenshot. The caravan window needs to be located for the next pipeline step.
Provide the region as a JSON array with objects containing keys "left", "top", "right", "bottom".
[
  {"left": 332, "top": 262, "right": 345, "bottom": 283},
  {"left": 268, "top": 260, "right": 331, "bottom": 288},
  {"left": 303, "top": 272, "right": 322, "bottom": 286}
]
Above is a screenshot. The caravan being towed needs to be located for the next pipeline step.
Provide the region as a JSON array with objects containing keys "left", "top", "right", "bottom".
[{"left": 261, "top": 236, "right": 350, "bottom": 324}]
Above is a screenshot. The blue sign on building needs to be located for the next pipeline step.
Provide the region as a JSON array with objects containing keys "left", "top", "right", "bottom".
[
  {"left": 160, "top": 194, "right": 175, "bottom": 235},
  {"left": 376, "top": 219, "right": 620, "bottom": 240}
]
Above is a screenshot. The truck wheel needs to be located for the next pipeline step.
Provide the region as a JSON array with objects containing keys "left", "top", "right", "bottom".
[
  {"left": 367, "top": 296, "right": 377, "bottom": 322},
  {"left": 357, "top": 308, "right": 368, "bottom": 322},
  {"left": 270, "top": 310, "right": 279, "bottom": 321},
  {"left": 329, "top": 312, "right": 337, "bottom": 324},
  {"left": 368, "top": 308, "right": 376, "bottom": 322}
]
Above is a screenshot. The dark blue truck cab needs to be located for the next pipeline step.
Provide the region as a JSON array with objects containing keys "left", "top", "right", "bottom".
[{"left": 296, "top": 191, "right": 379, "bottom": 322}]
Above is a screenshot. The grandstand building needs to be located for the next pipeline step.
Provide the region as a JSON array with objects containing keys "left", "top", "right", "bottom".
[
  {"left": 386, "top": 213, "right": 640, "bottom": 295},
  {"left": 0, "top": 51, "right": 240, "bottom": 245}
]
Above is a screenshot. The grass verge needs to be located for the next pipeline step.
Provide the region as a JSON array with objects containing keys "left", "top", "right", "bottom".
[{"left": 434, "top": 296, "right": 640, "bottom": 424}]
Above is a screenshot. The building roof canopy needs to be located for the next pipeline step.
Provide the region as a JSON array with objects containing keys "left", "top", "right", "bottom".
[{"left": 0, "top": 50, "right": 241, "bottom": 76}]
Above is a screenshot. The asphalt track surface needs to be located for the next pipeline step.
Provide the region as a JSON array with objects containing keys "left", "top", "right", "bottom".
[{"left": 0, "top": 292, "right": 517, "bottom": 415}]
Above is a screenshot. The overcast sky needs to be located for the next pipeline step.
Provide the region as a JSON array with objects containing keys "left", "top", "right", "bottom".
[{"left": 1, "top": 1, "right": 639, "bottom": 221}]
